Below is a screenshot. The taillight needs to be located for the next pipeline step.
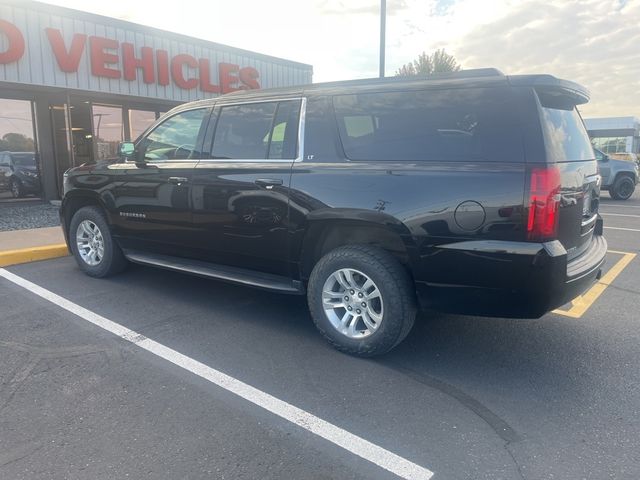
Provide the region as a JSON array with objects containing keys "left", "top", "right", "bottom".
[{"left": 526, "top": 166, "right": 561, "bottom": 241}]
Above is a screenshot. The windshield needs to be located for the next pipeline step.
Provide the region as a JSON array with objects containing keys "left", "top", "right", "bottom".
[{"left": 11, "top": 154, "right": 36, "bottom": 167}]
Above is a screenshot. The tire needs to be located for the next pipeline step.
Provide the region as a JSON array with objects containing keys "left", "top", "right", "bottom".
[
  {"left": 69, "top": 206, "right": 127, "bottom": 277},
  {"left": 10, "top": 178, "right": 24, "bottom": 198},
  {"left": 307, "top": 245, "right": 416, "bottom": 357},
  {"left": 610, "top": 175, "right": 635, "bottom": 200}
]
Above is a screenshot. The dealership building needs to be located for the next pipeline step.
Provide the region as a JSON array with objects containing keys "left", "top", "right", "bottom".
[
  {"left": 584, "top": 116, "right": 640, "bottom": 155},
  {"left": 0, "top": 1, "right": 312, "bottom": 201}
]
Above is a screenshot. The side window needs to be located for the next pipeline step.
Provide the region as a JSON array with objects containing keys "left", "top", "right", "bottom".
[
  {"left": 137, "top": 108, "right": 207, "bottom": 161},
  {"left": 268, "top": 100, "right": 301, "bottom": 159},
  {"left": 211, "top": 100, "right": 301, "bottom": 160},
  {"left": 344, "top": 115, "right": 375, "bottom": 138},
  {"left": 594, "top": 149, "right": 604, "bottom": 162},
  {"left": 333, "top": 88, "right": 523, "bottom": 162}
]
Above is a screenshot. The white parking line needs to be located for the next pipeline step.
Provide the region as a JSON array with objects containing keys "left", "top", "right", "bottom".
[
  {"left": 0, "top": 268, "right": 434, "bottom": 480},
  {"left": 600, "top": 213, "right": 640, "bottom": 218},
  {"left": 599, "top": 203, "right": 640, "bottom": 208},
  {"left": 604, "top": 226, "right": 640, "bottom": 232}
]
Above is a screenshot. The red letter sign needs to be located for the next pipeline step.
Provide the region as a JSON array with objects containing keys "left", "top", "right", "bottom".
[
  {"left": 156, "top": 50, "right": 170, "bottom": 86},
  {"left": 198, "top": 58, "right": 220, "bottom": 93},
  {"left": 171, "top": 54, "right": 198, "bottom": 89},
  {"left": 239, "top": 66, "right": 260, "bottom": 90},
  {"left": 46, "top": 28, "right": 86, "bottom": 72},
  {"left": 90, "top": 36, "right": 121, "bottom": 79},
  {"left": 122, "top": 43, "right": 155, "bottom": 83},
  {"left": 0, "top": 20, "right": 25, "bottom": 64},
  {"left": 219, "top": 62, "right": 241, "bottom": 93}
]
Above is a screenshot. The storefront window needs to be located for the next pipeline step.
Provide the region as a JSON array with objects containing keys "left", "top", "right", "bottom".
[
  {"left": 0, "top": 98, "right": 40, "bottom": 200},
  {"left": 591, "top": 136, "right": 628, "bottom": 154},
  {"left": 93, "top": 105, "right": 123, "bottom": 161},
  {"left": 129, "top": 109, "right": 157, "bottom": 142}
]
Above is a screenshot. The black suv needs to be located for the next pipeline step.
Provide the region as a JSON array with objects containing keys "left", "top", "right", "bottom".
[
  {"left": 0, "top": 151, "right": 41, "bottom": 198},
  {"left": 61, "top": 69, "right": 607, "bottom": 356}
]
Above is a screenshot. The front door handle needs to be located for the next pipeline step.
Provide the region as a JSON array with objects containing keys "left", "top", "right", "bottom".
[
  {"left": 168, "top": 176, "right": 188, "bottom": 185},
  {"left": 254, "top": 178, "right": 284, "bottom": 190}
]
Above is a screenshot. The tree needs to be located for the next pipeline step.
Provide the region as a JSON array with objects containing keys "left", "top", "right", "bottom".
[
  {"left": 0, "top": 132, "right": 35, "bottom": 152},
  {"left": 395, "top": 49, "right": 461, "bottom": 76}
]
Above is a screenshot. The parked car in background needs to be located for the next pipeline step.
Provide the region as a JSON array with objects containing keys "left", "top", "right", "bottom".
[
  {"left": 594, "top": 148, "right": 638, "bottom": 200},
  {"left": 60, "top": 69, "right": 607, "bottom": 356},
  {"left": 0, "top": 151, "right": 41, "bottom": 198}
]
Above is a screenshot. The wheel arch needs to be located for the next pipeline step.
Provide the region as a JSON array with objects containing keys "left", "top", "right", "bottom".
[
  {"left": 60, "top": 191, "right": 111, "bottom": 242},
  {"left": 297, "top": 208, "right": 419, "bottom": 281},
  {"left": 613, "top": 170, "right": 637, "bottom": 183}
]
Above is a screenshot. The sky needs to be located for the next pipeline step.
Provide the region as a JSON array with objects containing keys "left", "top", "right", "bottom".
[{"left": 42, "top": 0, "right": 640, "bottom": 118}]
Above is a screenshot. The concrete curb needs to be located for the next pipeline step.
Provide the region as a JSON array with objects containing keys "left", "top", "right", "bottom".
[{"left": 0, "top": 244, "right": 69, "bottom": 268}]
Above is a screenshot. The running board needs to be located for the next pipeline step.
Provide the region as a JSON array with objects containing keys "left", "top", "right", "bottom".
[{"left": 123, "top": 250, "right": 304, "bottom": 294}]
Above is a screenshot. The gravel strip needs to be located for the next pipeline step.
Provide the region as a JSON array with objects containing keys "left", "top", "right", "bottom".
[{"left": 0, "top": 202, "right": 60, "bottom": 231}]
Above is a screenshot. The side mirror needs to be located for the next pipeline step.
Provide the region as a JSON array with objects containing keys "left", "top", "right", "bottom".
[
  {"left": 602, "top": 154, "right": 610, "bottom": 162},
  {"left": 118, "top": 142, "right": 136, "bottom": 159}
]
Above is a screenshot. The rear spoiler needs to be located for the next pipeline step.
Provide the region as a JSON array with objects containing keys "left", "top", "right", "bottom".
[{"left": 508, "top": 74, "right": 590, "bottom": 105}]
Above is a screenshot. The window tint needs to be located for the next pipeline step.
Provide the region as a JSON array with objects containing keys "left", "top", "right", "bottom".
[
  {"left": 268, "top": 100, "right": 301, "bottom": 159},
  {"left": 538, "top": 93, "right": 593, "bottom": 162},
  {"left": 333, "top": 88, "right": 523, "bottom": 162},
  {"left": 344, "top": 115, "right": 375, "bottom": 138},
  {"left": 593, "top": 148, "right": 605, "bottom": 161},
  {"left": 138, "top": 108, "right": 206, "bottom": 161},
  {"left": 212, "top": 100, "right": 300, "bottom": 160}
]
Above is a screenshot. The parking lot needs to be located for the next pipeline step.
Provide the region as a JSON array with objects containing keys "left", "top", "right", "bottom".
[{"left": 1, "top": 191, "right": 639, "bottom": 480}]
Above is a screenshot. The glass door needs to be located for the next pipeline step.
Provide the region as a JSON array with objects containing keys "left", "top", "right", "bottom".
[{"left": 0, "top": 98, "right": 41, "bottom": 201}]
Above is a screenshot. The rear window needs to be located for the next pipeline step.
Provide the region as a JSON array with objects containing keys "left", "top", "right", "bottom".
[
  {"left": 332, "top": 87, "right": 523, "bottom": 162},
  {"left": 537, "top": 92, "right": 594, "bottom": 162}
]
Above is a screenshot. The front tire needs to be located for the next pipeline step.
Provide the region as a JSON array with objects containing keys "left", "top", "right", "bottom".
[
  {"left": 10, "top": 178, "right": 24, "bottom": 198},
  {"left": 610, "top": 175, "right": 635, "bottom": 200},
  {"left": 307, "top": 245, "right": 416, "bottom": 357},
  {"left": 69, "top": 206, "right": 127, "bottom": 277}
]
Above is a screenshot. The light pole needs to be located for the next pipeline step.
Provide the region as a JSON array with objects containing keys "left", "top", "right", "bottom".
[{"left": 379, "top": 0, "right": 386, "bottom": 77}]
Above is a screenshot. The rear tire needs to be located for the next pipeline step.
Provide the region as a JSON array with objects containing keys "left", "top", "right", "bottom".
[
  {"left": 610, "top": 175, "right": 635, "bottom": 200},
  {"left": 307, "top": 245, "right": 416, "bottom": 357},
  {"left": 69, "top": 206, "right": 127, "bottom": 277}
]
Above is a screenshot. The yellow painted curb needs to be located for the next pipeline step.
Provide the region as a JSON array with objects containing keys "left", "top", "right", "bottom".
[{"left": 0, "top": 244, "right": 69, "bottom": 268}]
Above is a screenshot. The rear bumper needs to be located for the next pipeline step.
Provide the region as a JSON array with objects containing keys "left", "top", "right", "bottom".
[{"left": 415, "top": 231, "right": 607, "bottom": 319}]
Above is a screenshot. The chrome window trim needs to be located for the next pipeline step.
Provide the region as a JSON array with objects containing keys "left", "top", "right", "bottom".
[
  {"left": 297, "top": 97, "right": 307, "bottom": 163},
  {"left": 195, "top": 97, "right": 307, "bottom": 164}
]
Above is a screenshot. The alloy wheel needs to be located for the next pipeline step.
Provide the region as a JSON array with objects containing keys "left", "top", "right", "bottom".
[
  {"left": 321, "top": 268, "right": 384, "bottom": 339},
  {"left": 76, "top": 219, "right": 105, "bottom": 266}
]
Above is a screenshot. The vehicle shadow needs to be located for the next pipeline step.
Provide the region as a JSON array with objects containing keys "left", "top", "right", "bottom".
[{"left": 104, "top": 263, "right": 606, "bottom": 421}]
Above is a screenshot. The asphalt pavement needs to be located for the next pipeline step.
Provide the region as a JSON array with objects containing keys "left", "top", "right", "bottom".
[{"left": 0, "top": 190, "right": 639, "bottom": 480}]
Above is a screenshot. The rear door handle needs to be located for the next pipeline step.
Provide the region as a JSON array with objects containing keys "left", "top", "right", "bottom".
[
  {"left": 168, "top": 176, "right": 189, "bottom": 185},
  {"left": 254, "top": 178, "right": 283, "bottom": 189}
]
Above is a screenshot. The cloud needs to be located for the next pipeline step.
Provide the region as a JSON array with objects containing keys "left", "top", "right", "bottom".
[{"left": 419, "top": 0, "right": 640, "bottom": 117}]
